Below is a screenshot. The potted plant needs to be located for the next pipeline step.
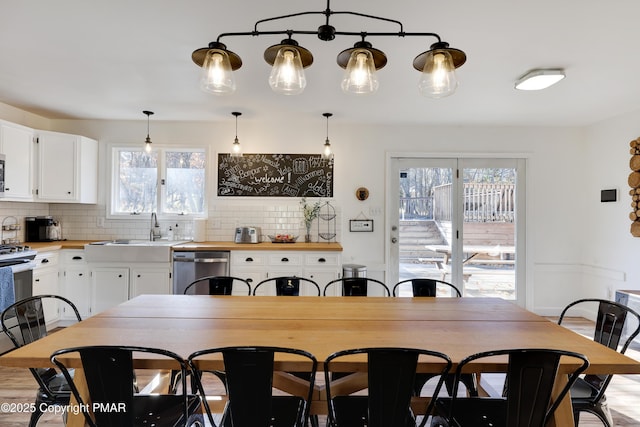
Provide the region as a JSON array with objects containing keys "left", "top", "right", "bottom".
[{"left": 300, "top": 197, "right": 321, "bottom": 243}]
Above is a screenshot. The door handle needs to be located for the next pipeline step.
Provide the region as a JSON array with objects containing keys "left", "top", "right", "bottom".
[{"left": 391, "top": 237, "right": 398, "bottom": 244}]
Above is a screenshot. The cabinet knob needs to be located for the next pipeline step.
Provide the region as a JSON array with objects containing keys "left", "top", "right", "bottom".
[
  {"left": 137, "top": 274, "right": 141, "bottom": 278},
  {"left": 118, "top": 274, "right": 122, "bottom": 278},
  {"left": 67, "top": 191, "right": 72, "bottom": 194},
  {"left": 245, "top": 257, "right": 253, "bottom": 262},
  {"left": 41, "top": 259, "right": 49, "bottom": 264},
  {"left": 281, "top": 257, "right": 289, "bottom": 262},
  {"left": 4, "top": 187, "right": 9, "bottom": 191},
  {"left": 78, "top": 273, "right": 83, "bottom": 277},
  {"left": 72, "top": 256, "right": 83, "bottom": 260},
  {"left": 318, "top": 258, "right": 326, "bottom": 263}
]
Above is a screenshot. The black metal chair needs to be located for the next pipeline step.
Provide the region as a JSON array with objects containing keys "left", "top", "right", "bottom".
[
  {"left": 51, "top": 345, "right": 204, "bottom": 427},
  {"left": 392, "top": 279, "right": 473, "bottom": 398},
  {"left": 433, "top": 348, "right": 590, "bottom": 427},
  {"left": 253, "top": 276, "right": 321, "bottom": 296},
  {"left": 323, "top": 277, "right": 391, "bottom": 297},
  {"left": 183, "top": 275, "right": 252, "bottom": 295},
  {"left": 324, "top": 347, "right": 452, "bottom": 427},
  {"left": 392, "top": 278, "right": 462, "bottom": 297},
  {"left": 188, "top": 346, "right": 317, "bottom": 427},
  {"left": 557, "top": 298, "right": 640, "bottom": 426},
  {"left": 1, "top": 294, "right": 82, "bottom": 427}
]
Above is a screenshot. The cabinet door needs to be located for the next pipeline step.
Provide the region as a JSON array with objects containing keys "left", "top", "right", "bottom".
[
  {"left": 130, "top": 267, "right": 171, "bottom": 297},
  {"left": 62, "top": 268, "right": 91, "bottom": 319},
  {"left": 0, "top": 122, "right": 33, "bottom": 200},
  {"left": 303, "top": 253, "right": 341, "bottom": 294},
  {"left": 37, "top": 131, "right": 77, "bottom": 201},
  {"left": 91, "top": 267, "right": 129, "bottom": 315},
  {"left": 32, "top": 268, "right": 60, "bottom": 322}
]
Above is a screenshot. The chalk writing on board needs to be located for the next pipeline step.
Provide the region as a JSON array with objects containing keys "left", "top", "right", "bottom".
[{"left": 217, "top": 153, "right": 334, "bottom": 197}]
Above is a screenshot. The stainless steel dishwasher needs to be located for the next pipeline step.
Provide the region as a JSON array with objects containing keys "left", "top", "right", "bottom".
[{"left": 172, "top": 251, "right": 230, "bottom": 294}]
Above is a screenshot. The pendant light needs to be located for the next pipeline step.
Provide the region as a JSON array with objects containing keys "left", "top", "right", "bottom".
[
  {"left": 231, "top": 111, "right": 242, "bottom": 157},
  {"left": 193, "top": 42, "right": 242, "bottom": 95},
  {"left": 143, "top": 110, "right": 154, "bottom": 153},
  {"left": 413, "top": 41, "right": 466, "bottom": 98},
  {"left": 264, "top": 37, "right": 313, "bottom": 95},
  {"left": 337, "top": 41, "right": 387, "bottom": 95},
  {"left": 322, "top": 112, "right": 333, "bottom": 159}
]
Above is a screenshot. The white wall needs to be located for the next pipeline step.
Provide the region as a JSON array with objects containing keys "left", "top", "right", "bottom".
[{"left": 580, "top": 110, "right": 640, "bottom": 303}]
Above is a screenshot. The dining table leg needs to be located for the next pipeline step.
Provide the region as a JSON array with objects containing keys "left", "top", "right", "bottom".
[{"left": 547, "top": 374, "right": 574, "bottom": 427}]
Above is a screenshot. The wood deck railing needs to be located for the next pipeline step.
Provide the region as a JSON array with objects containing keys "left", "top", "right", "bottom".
[{"left": 401, "top": 183, "right": 515, "bottom": 223}]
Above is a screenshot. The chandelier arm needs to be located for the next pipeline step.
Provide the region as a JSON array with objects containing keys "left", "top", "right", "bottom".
[
  {"left": 217, "top": 29, "right": 321, "bottom": 43},
  {"left": 254, "top": 11, "right": 326, "bottom": 32},
  {"left": 328, "top": 11, "right": 404, "bottom": 33}
]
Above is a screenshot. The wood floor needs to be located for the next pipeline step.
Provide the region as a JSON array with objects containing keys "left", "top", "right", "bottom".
[{"left": 0, "top": 317, "right": 639, "bottom": 426}]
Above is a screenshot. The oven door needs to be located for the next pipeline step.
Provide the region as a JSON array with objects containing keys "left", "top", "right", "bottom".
[{"left": 0, "top": 259, "right": 35, "bottom": 302}]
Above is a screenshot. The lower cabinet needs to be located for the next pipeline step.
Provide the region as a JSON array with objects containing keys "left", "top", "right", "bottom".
[
  {"left": 231, "top": 250, "right": 341, "bottom": 295},
  {"left": 32, "top": 251, "right": 61, "bottom": 323},
  {"left": 60, "top": 250, "right": 171, "bottom": 318}
]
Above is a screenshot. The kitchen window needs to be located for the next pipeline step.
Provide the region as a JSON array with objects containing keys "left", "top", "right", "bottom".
[{"left": 110, "top": 146, "right": 207, "bottom": 217}]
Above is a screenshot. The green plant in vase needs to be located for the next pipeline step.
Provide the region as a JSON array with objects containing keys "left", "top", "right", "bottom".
[{"left": 300, "top": 197, "right": 321, "bottom": 243}]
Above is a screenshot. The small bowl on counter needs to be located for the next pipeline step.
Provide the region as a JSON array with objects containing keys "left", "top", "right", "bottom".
[{"left": 267, "top": 234, "right": 298, "bottom": 243}]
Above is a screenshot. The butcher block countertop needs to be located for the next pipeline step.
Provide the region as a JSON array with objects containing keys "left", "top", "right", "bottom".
[{"left": 25, "top": 240, "right": 343, "bottom": 252}]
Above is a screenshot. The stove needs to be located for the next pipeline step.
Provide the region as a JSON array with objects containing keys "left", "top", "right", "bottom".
[{"left": 0, "top": 245, "right": 37, "bottom": 271}]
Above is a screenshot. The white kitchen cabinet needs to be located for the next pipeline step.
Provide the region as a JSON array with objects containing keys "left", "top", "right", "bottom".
[
  {"left": 90, "top": 267, "right": 129, "bottom": 314},
  {"left": 60, "top": 250, "right": 91, "bottom": 320},
  {"left": 231, "top": 250, "right": 341, "bottom": 296},
  {"left": 32, "top": 251, "right": 60, "bottom": 322},
  {"left": 35, "top": 130, "right": 98, "bottom": 203},
  {"left": 130, "top": 266, "right": 171, "bottom": 297},
  {"left": 0, "top": 120, "right": 34, "bottom": 201}
]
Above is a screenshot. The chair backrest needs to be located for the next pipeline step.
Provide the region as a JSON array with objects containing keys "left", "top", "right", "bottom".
[
  {"left": 1, "top": 295, "right": 82, "bottom": 395},
  {"left": 324, "top": 347, "right": 452, "bottom": 427},
  {"left": 323, "top": 277, "right": 391, "bottom": 297},
  {"left": 252, "top": 276, "right": 321, "bottom": 296},
  {"left": 189, "top": 346, "right": 317, "bottom": 427},
  {"left": 558, "top": 298, "right": 640, "bottom": 402},
  {"left": 446, "top": 348, "right": 589, "bottom": 427},
  {"left": 183, "top": 275, "right": 252, "bottom": 295},
  {"left": 392, "top": 278, "right": 462, "bottom": 297},
  {"left": 51, "top": 345, "right": 193, "bottom": 427}
]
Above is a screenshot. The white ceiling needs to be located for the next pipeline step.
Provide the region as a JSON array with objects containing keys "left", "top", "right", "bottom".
[{"left": 1, "top": 0, "right": 640, "bottom": 127}]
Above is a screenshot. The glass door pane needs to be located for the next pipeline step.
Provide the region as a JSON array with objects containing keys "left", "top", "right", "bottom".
[
  {"left": 390, "top": 159, "right": 457, "bottom": 295},
  {"left": 460, "top": 160, "right": 519, "bottom": 300}
]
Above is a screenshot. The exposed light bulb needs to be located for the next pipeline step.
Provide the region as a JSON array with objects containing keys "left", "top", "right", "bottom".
[
  {"left": 323, "top": 140, "right": 332, "bottom": 159},
  {"left": 341, "top": 50, "right": 379, "bottom": 94},
  {"left": 269, "top": 47, "right": 306, "bottom": 94},
  {"left": 418, "top": 50, "right": 458, "bottom": 98},
  {"left": 231, "top": 138, "right": 242, "bottom": 157},
  {"left": 200, "top": 49, "right": 236, "bottom": 95},
  {"left": 145, "top": 138, "right": 152, "bottom": 153}
]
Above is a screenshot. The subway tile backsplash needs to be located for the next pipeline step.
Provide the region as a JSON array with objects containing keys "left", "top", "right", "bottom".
[{"left": 0, "top": 201, "right": 341, "bottom": 244}]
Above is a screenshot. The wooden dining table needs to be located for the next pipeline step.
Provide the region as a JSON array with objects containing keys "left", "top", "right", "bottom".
[{"left": 2, "top": 294, "right": 640, "bottom": 426}]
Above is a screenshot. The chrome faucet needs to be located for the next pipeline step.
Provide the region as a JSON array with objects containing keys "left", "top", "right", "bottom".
[{"left": 150, "top": 212, "right": 161, "bottom": 241}]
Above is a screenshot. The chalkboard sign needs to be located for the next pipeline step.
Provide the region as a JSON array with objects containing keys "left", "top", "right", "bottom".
[{"left": 217, "top": 153, "right": 334, "bottom": 197}]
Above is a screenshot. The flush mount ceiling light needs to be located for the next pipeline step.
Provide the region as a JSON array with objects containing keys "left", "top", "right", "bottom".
[
  {"left": 192, "top": 0, "right": 466, "bottom": 98},
  {"left": 143, "top": 110, "right": 154, "bottom": 153},
  {"left": 515, "top": 68, "right": 566, "bottom": 91},
  {"left": 231, "top": 111, "right": 242, "bottom": 157},
  {"left": 322, "top": 112, "right": 333, "bottom": 159}
]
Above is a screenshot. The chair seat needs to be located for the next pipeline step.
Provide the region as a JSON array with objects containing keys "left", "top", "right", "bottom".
[
  {"left": 132, "top": 394, "right": 203, "bottom": 427},
  {"left": 434, "top": 397, "right": 508, "bottom": 427},
  {"left": 570, "top": 377, "right": 600, "bottom": 399}
]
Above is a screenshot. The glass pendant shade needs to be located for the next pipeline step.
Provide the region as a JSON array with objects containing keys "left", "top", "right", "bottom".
[
  {"left": 341, "top": 49, "right": 379, "bottom": 94},
  {"left": 418, "top": 50, "right": 458, "bottom": 98},
  {"left": 200, "top": 49, "right": 236, "bottom": 94},
  {"left": 231, "top": 138, "right": 242, "bottom": 157},
  {"left": 268, "top": 47, "right": 306, "bottom": 95},
  {"left": 322, "top": 139, "right": 332, "bottom": 159},
  {"left": 144, "top": 137, "right": 152, "bottom": 153}
]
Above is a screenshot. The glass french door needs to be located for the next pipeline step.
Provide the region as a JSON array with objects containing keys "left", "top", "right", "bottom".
[{"left": 388, "top": 157, "right": 525, "bottom": 304}]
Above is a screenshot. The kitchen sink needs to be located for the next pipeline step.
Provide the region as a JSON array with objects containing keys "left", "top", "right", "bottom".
[{"left": 84, "top": 240, "right": 186, "bottom": 262}]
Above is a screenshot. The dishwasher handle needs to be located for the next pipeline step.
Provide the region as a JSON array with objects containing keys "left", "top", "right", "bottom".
[{"left": 194, "top": 258, "right": 229, "bottom": 263}]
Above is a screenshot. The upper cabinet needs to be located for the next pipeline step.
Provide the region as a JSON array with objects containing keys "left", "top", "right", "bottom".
[
  {"left": 35, "top": 130, "right": 98, "bottom": 203},
  {"left": 0, "top": 120, "right": 34, "bottom": 201}
]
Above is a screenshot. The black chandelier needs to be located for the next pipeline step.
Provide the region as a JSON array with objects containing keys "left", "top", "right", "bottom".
[{"left": 192, "top": 0, "right": 466, "bottom": 98}]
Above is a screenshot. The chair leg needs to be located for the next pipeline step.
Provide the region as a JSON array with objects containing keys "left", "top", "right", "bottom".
[{"left": 28, "top": 405, "right": 44, "bottom": 427}]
